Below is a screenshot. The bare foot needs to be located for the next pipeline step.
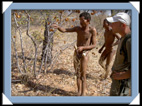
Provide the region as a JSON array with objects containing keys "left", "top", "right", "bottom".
[
  {"left": 100, "top": 75, "right": 109, "bottom": 81},
  {"left": 103, "top": 75, "right": 110, "bottom": 80},
  {"left": 104, "top": 70, "right": 111, "bottom": 80},
  {"left": 77, "top": 92, "right": 81, "bottom": 96},
  {"left": 81, "top": 93, "right": 86, "bottom": 96}
]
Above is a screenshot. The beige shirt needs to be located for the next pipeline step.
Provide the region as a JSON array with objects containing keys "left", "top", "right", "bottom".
[{"left": 112, "top": 34, "right": 131, "bottom": 72}]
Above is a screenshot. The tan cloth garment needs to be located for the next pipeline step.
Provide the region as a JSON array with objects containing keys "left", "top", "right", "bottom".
[{"left": 73, "top": 50, "right": 88, "bottom": 77}]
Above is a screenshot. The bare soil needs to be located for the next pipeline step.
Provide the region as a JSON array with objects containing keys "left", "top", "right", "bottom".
[{"left": 11, "top": 28, "right": 116, "bottom": 96}]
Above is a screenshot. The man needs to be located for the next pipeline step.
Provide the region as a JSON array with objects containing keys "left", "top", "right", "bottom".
[
  {"left": 106, "top": 12, "right": 131, "bottom": 96},
  {"left": 98, "top": 19, "right": 120, "bottom": 80},
  {"left": 52, "top": 12, "right": 97, "bottom": 96}
]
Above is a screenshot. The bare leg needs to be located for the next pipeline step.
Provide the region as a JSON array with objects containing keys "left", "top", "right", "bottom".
[
  {"left": 99, "top": 57, "right": 105, "bottom": 69},
  {"left": 73, "top": 52, "right": 82, "bottom": 96},
  {"left": 99, "top": 49, "right": 108, "bottom": 69},
  {"left": 105, "top": 49, "right": 115, "bottom": 79},
  {"left": 80, "top": 55, "right": 88, "bottom": 96},
  {"left": 74, "top": 65, "right": 82, "bottom": 96},
  {"left": 76, "top": 71, "right": 82, "bottom": 96}
]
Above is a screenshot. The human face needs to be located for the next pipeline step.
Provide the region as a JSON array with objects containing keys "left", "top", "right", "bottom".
[
  {"left": 103, "top": 20, "right": 109, "bottom": 29},
  {"left": 109, "top": 22, "right": 122, "bottom": 34},
  {"left": 79, "top": 16, "right": 89, "bottom": 27}
]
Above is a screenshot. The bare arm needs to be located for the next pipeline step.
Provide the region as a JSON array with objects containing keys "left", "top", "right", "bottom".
[
  {"left": 98, "top": 33, "right": 106, "bottom": 53},
  {"left": 98, "top": 43, "right": 105, "bottom": 53},
  {"left": 51, "top": 24, "right": 78, "bottom": 33},
  {"left": 77, "top": 28, "right": 97, "bottom": 52},
  {"left": 112, "top": 33, "right": 121, "bottom": 46}
]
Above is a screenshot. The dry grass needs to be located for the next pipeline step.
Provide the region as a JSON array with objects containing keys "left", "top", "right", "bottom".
[{"left": 11, "top": 25, "right": 116, "bottom": 96}]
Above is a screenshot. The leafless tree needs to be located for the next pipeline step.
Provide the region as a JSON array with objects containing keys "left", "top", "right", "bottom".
[
  {"left": 25, "top": 11, "right": 37, "bottom": 77},
  {"left": 13, "top": 12, "right": 27, "bottom": 73}
]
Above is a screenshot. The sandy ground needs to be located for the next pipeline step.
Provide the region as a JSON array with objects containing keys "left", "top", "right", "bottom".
[{"left": 11, "top": 29, "right": 117, "bottom": 96}]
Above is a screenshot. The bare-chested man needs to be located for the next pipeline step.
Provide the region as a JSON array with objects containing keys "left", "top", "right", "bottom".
[
  {"left": 98, "top": 19, "right": 120, "bottom": 80},
  {"left": 52, "top": 12, "right": 97, "bottom": 96}
]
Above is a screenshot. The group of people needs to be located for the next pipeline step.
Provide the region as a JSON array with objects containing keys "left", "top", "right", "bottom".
[{"left": 51, "top": 11, "right": 131, "bottom": 96}]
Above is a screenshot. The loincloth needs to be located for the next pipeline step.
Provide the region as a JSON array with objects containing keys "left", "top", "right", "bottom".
[{"left": 73, "top": 50, "right": 88, "bottom": 77}]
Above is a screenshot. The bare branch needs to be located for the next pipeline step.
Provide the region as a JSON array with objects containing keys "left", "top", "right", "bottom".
[
  {"left": 39, "top": 42, "right": 50, "bottom": 73},
  {"left": 11, "top": 36, "right": 23, "bottom": 74},
  {"left": 13, "top": 13, "right": 27, "bottom": 73},
  {"left": 25, "top": 11, "right": 37, "bottom": 77},
  {"left": 50, "top": 40, "right": 77, "bottom": 71}
]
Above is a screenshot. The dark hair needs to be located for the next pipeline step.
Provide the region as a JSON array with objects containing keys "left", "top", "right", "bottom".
[
  {"left": 79, "top": 12, "right": 91, "bottom": 21},
  {"left": 104, "top": 19, "right": 110, "bottom": 24},
  {"left": 104, "top": 19, "right": 107, "bottom": 22}
]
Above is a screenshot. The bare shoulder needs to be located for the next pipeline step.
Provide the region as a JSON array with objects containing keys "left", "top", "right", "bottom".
[
  {"left": 90, "top": 27, "right": 97, "bottom": 34},
  {"left": 74, "top": 26, "right": 81, "bottom": 29}
]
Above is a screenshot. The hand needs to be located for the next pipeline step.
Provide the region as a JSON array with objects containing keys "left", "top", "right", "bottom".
[
  {"left": 98, "top": 48, "right": 102, "bottom": 53},
  {"left": 51, "top": 23, "right": 59, "bottom": 29},
  {"left": 77, "top": 46, "right": 84, "bottom": 53}
]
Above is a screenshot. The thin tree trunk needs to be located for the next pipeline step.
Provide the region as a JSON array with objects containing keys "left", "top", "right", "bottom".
[
  {"left": 26, "top": 11, "right": 37, "bottom": 77},
  {"left": 11, "top": 36, "right": 23, "bottom": 74},
  {"left": 14, "top": 13, "right": 27, "bottom": 73},
  {"left": 41, "top": 17, "right": 53, "bottom": 64}
]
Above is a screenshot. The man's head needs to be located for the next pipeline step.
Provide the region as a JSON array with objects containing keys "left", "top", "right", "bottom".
[
  {"left": 103, "top": 19, "right": 109, "bottom": 28},
  {"left": 79, "top": 12, "right": 91, "bottom": 27},
  {"left": 106, "top": 12, "right": 131, "bottom": 34}
]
